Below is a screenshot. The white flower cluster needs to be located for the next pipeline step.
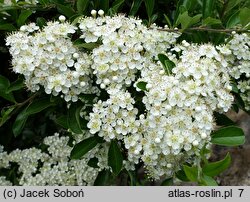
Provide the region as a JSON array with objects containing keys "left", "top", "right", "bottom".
[
  {"left": 219, "top": 33, "right": 250, "bottom": 110},
  {"left": 133, "top": 42, "right": 233, "bottom": 178},
  {"left": 0, "top": 133, "right": 109, "bottom": 185},
  {"left": 78, "top": 15, "right": 179, "bottom": 90},
  {"left": 6, "top": 21, "right": 97, "bottom": 102}
]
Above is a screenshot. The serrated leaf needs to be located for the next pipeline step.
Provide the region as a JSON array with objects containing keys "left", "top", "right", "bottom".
[
  {"left": 183, "top": 165, "right": 198, "bottom": 182},
  {"left": 17, "top": 10, "right": 32, "bottom": 27},
  {"left": 77, "top": 0, "right": 89, "bottom": 14},
  {"left": 211, "top": 126, "right": 245, "bottom": 146},
  {"left": 203, "top": 153, "right": 231, "bottom": 177},
  {"left": 136, "top": 81, "right": 147, "bottom": 91},
  {"left": 108, "top": 140, "right": 123, "bottom": 176},
  {"left": 70, "top": 136, "right": 100, "bottom": 159},
  {"left": 67, "top": 103, "right": 82, "bottom": 134}
]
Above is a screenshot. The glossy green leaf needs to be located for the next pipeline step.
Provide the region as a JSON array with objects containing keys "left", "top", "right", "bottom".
[
  {"left": 88, "top": 157, "right": 99, "bottom": 168},
  {"left": 57, "top": 4, "right": 76, "bottom": 18},
  {"left": 183, "top": 165, "right": 198, "bottom": 182},
  {"left": 108, "top": 140, "right": 123, "bottom": 176},
  {"left": 202, "top": 17, "right": 222, "bottom": 26},
  {"left": 94, "top": 169, "right": 111, "bottom": 185},
  {"left": 0, "top": 105, "right": 16, "bottom": 127},
  {"left": 176, "top": 11, "right": 201, "bottom": 30},
  {"left": 99, "top": 0, "right": 109, "bottom": 12},
  {"left": 202, "top": 0, "right": 214, "bottom": 19},
  {"left": 214, "top": 112, "right": 235, "bottom": 126},
  {"left": 36, "top": 17, "right": 47, "bottom": 28},
  {"left": 226, "top": 10, "right": 240, "bottom": 28},
  {"left": 158, "top": 54, "right": 175, "bottom": 75},
  {"left": 12, "top": 97, "right": 56, "bottom": 136},
  {"left": 77, "top": 0, "right": 89, "bottom": 14},
  {"left": 6, "top": 76, "right": 25, "bottom": 93},
  {"left": 67, "top": 103, "right": 83, "bottom": 134},
  {"left": 55, "top": 115, "right": 69, "bottom": 129},
  {"left": 144, "top": 0, "right": 155, "bottom": 19},
  {"left": 176, "top": 169, "right": 191, "bottom": 181},
  {"left": 70, "top": 136, "right": 100, "bottom": 159},
  {"left": 239, "top": 8, "right": 250, "bottom": 27},
  {"left": 129, "top": 0, "right": 143, "bottom": 16},
  {"left": 0, "top": 75, "right": 15, "bottom": 103},
  {"left": 17, "top": 10, "right": 32, "bottom": 27},
  {"left": 200, "top": 175, "right": 218, "bottom": 186},
  {"left": 211, "top": 126, "right": 245, "bottom": 146},
  {"left": 111, "top": 0, "right": 125, "bottom": 13},
  {"left": 203, "top": 153, "right": 231, "bottom": 177},
  {"left": 0, "top": 23, "right": 16, "bottom": 31},
  {"left": 136, "top": 81, "right": 147, "bottom": 91}
]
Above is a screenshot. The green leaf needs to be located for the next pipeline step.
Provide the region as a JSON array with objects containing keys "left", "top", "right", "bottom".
[
  {"left": 108, "top": 140, "right": 123, "bottom": 176},
  {"left": 161, "top": 178, "right": 173, "bottom": 186},
  {"left": 202, "top": 17, "right": 222, "bottom": 26},
  {"left": 158, "top": 54, "right": 176, "bottom": 75},
  {"left": 0, "top": 75, "right": 15, "bottom": 103},
  {"left": 88, "top": 157, "right": 99, "bottom": 168},
  {"left": 176, "top": 169, "right": 190, "bottom": 182},
  {"left": 239, "top": 8, "right": 250, "bottom": 27},
  {"left": 136, "top": 81, "right": 147, "bottom": 91},
  {"left": 55, "top": 115, "right": 69, "bottom": 129},
  {"left": 183, "top": 165, "right": 198, "bottom": 182},
  {"left": 129, "top": 0, "right": 143, "bottom": 16},
  {"left": 99, "top": 0, "right": 109, "bottom": 12},
  {"left": 214, "top": 112, "right": 235, "bottom": 126},
  {"left": 12, "top": 113, "right": 28, "bottom": 137},
  {"left": 17, "top": 10, "right": 32, "bottom": 27},
  {"left": 12, "top": 97, "right": 56, "bottom": 137},
  {"left": 7, "top": 76, "right": 25, "bottom": 93},
  {"left": 70, "top": 136, "right": 100, "bottom": 159},
  {"left": 0, "top": 23, "right": 16, "bottom": 31},
  {"left": 211, "top": 126, "right": 245, "bottom": 146},
  {"left": 111, "top": 0, "right": 125, "bottom": 13},
  {"left": 202, "top": 0, "right": 215, "bottom": 19},
  {"left": 73, "top": 39, "right": 99, "bottom": 50},
  {"left": 175, "top": 11, "right": 201, "bottom": 30},
  {"left": 0, "top": 105, "right": 16, "bottom": 127},
  {"left": 200, "top": 175, "right": 218, "bottom": 186},
  {"left": 226, "top": 10, "right": 240, "bottom": 28},
  {"left": 36, "top": 17, "right": 47, "bottom": 28},
  {"left": 57, "top": 4, "right": 76, "bottom": 18},
  {"left": 77, "top": 0, "right": 89, "bottom": 14},
  {"left": 203, "top": 153, "right": 231, "bottom": 177},
  {"left": 144, "top": 0, "right": 155, "bottom": 19},
  {"left": 94, "top": 169, "right": 111, "bottom": 185},
  {"left": 67, "top": 103, "right": 83, "bottom": 134}
]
